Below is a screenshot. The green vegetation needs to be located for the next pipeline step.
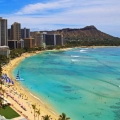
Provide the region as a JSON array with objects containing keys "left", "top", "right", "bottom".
[
  {"left": 0, "top": 106, "right": 20, "bottom": 119},
  {"left": 9, "top": 46, "right": 67, "bottom": 60},
  {"left": 10, "top": 48, "right": 25, "bottom": 59},
  {"left": 58, "top": 113, "right": 70, "bottom": 120},
  {"left": 41, "top": 113, "right": 70, "bottom": 120},
  {"left": 31, "top": 103, "right": 71, "bottom": 120},
  {"left": 0, "top": 55, "right": 9, "bottom": 66},
  {"left": 54, "top": 25, "right": 120, "bottom": 47},
  {"left": 0, "top": 62, "right": 2, "bottom": 89},
  {"left": 9, "top": 47, "right": 44, "bottom": 59},
  {"left": 36, "top": 109, "right": 40, "bottom": 120},
  {"left": 65, "top": 38, "right": 120, "bottom": 47},
  {"left": 32, "top": 104, "right": 36, "bottom": 120},
  {"left": 42, "top": 115, "right": 52, "bottom": 120}
]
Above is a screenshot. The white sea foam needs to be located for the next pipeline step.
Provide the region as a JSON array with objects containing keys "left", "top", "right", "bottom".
[
  {"left": 30, "top": 93, "right": 56, "bottom": 115},
  {"left": 80, "top": 49, "right": 87, "bottom": 53},
  {"left": 71, "top": 55, "right": 80, "bottom": 58},
  {"left": 30, "top": 93, "right": 44, "bottom": 104},
  {"left": 49, "top": 110, "right": 56, "bottom": 115},
  {"left": 80, "top": 49, "right": 86, "bottom": 52},
  {"left": 71, "top": 59, "right": 79, "bottom": 62}
]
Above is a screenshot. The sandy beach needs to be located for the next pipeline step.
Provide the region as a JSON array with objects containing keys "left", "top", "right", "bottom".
[{"left": 2, "top": 51, "right": 59, "bottom": 120}]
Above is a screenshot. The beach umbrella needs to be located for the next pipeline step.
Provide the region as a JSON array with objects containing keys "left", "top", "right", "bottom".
[
  {"left": 8, "top": 77, "right": 11, "bottom": 83},
  {"left": 11, "top": 81, "right": 14, "bottom": 85},
  {"left": 1, "top": 75, "right": 6, "bottom": 79},
  {"left": 4, "top": 74, "right": 7, "bottom": 78},
  {"left": 5, "top": 78, "right": 8, "bottom": 83},
  {"left": 6, "top": 77, "right": 11, "bottom": 83}
]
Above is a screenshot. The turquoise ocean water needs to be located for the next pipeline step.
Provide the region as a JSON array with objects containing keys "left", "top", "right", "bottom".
[{"left": 13, "top": 47, "right": 120, "bottom": 120}]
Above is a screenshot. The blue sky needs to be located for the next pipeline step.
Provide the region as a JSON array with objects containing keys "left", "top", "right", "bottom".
[{"left": 0, "top": 0, "right": 120, "bottom": 37}]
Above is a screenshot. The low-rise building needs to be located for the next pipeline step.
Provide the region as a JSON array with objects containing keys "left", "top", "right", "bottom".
[
  {"left": 24, "top": 38, "right": 35, "bottom": 48},
  {"left": 8, "top": 40, "right": 18, "bottom": 49},
  {"left": 0, "top": 46, "right": 10, "bottom": 57}
]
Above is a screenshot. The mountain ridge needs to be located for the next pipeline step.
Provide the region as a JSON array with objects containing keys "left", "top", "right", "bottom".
[
  {"left": 31, "top": 25, "right": 120, "bottom": 46},
  {"left": 54, "top": 25, "right": 116, "bottom": 39}
]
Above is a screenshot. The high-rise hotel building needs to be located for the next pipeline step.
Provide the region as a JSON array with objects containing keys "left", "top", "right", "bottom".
[
  {"left": 21, "top": 27, "right": 30, "bottom": 39},
  {"left": 0, "top": 17, "right": 8, "bottom": 46},
  {"left": 11, "top": 22, "right": 21, "bottom": 40}
]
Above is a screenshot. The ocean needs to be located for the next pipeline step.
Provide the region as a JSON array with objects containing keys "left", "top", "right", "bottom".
[{"left": 13, "top": 47, "right": 120, "bottom": 120}]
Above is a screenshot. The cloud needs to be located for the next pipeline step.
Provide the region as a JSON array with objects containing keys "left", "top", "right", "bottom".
[
  {"left": 15, "top": 0, "right": 120, "bottom": 15},
  {"left": 15, "top": 0, "right": 73, "bottom": 15},
  {"left": 1, "top": 0, "right": 120, "bottom": 37}
]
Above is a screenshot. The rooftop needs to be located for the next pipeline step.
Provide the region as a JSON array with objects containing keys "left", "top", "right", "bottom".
[{"left": 0, "top": 46, "right": 9, "bottom": 49}]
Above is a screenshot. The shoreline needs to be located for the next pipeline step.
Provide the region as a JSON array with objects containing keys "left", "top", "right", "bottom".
[
  {"left": 2, "top": 51, "right": 59, "bottom": 120},
  {"left": 1, "top": 46, "right": 119, "bottom": 119}
]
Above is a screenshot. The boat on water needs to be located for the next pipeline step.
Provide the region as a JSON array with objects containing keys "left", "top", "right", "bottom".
[{"left": 16, "top": 70, "right": 24, "bottom": 81}]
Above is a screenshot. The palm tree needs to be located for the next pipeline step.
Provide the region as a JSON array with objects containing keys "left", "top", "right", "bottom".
[
  {"left": 0, "top": 87, "right": 3, "bottom": 109},
  {"left": 0, "top": 87, "right": 4, "bottom": 109},
  {"left": 0, "top": 97, "right": 3, "bottom": 109},
  {"left": 0, "top": 62, "right": 2, "bottom": 89},
  {"left": 36, "top": 109, "right": 40, "bottom": 120},
  {"left": 58, "top": 113, "right": 70, "bottom": 120},
  {"left": 42, "top": 115, "right": 52, "bottom": 120},
  {"left": 2, "top": 89, "right": 5, "bottom": 102},
  {"left": 32, "top": 104, "right": 36, "bottom": 120}
]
